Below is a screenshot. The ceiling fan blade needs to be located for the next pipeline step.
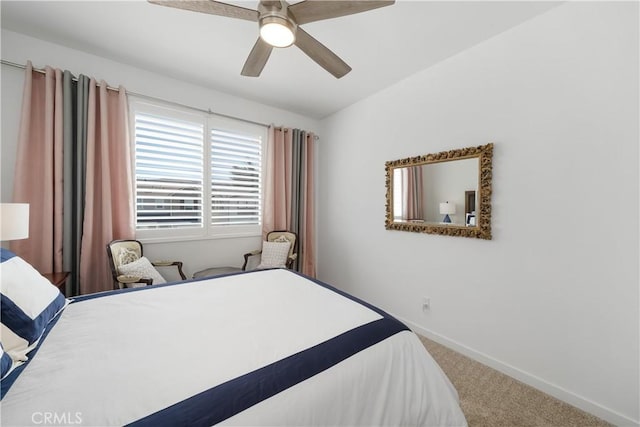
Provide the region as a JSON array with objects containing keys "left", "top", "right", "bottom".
[
  {"left": 289, "top": 0, "right": 394, "bottom": 25},
  {"left": 148, "top": 0, "right": 259, "bottom": 22},
  {"left": 294, "top": 28, "right": 351, "bottom": 78},
  {"left": 241, "top": 38, "right": 274, "bottom": 77}
]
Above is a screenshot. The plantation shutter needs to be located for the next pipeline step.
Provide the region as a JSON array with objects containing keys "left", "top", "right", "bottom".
[
  {"left": 210, "top": 128, "right": 262, "bottom": 226},
  {"left": 134, "top": 112, "right": 204, "bottom": 229}
]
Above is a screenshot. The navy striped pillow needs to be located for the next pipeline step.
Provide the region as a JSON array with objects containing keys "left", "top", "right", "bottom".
[
  {"left": 0, "top": 342, "right": 13, "bottom": 380},
  {"left": 0, "top": 249, "right": 67, "bottom": 362}
]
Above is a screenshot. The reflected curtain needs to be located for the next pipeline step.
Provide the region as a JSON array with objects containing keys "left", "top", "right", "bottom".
[
  {"left": 263, "top": 126, "right": 316, "bottom": 277},
  {"left": 401, "top": 166, "right": 424, "bottom": 220},
  {"left": 11, "top": 61, "right": 134, "bottom": 295}
]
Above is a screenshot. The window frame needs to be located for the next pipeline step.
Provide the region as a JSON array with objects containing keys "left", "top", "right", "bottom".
[{"left": 129, "top": 98, "right": 266, "bottom": 243}]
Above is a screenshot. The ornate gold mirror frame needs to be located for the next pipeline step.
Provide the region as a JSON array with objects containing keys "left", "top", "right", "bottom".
[{"left": 385, "top": 143, "right": 493, "bottom": 240}]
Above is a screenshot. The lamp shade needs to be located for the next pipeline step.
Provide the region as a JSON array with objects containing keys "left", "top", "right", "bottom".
[
  {"left": 0, "top": 203, "right": 30, "bottom": 241},
  {"left": 439, "top": 202, "right": 456, "bottom": 215}
]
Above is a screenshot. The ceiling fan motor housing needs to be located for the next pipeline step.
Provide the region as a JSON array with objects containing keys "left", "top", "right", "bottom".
[{"left": 258, "top": 1, "right": 297, "bottom": 48}]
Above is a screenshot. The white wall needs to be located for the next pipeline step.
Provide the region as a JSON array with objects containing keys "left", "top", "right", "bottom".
[
  {"left": 318, "top": 2, "right": 638, "bottom": 426},
  {"left": 0, "top": 29, "right": 320, "bottom": 277}
]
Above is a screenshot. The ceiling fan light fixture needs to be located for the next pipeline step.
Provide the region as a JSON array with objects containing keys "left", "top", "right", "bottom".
[
  {"left": 149, "top": 0, "right": 397, "bottom": 78},
  {"left": 260, "top": 15, "right": 295, "bottom": 48}
]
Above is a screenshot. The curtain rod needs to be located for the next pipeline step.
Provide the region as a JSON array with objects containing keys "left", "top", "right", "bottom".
[{"left": 1, "top": 59, "right": 291, "bottom": 131}]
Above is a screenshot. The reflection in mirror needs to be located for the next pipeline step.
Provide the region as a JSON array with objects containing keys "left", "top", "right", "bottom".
[
  {"left": 393, "top": 159, "right": 478, "bottom": 224},
  {"left": 385, "top": 143, "right": 493, "bottom": 239},
  {"left": 464, "top": 190, "right": 476, "bottom": 226}
]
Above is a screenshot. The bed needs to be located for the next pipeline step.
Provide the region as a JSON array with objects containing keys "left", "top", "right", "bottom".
[{"left": 1, "top": 249, "right": 467, "bottom": 426}]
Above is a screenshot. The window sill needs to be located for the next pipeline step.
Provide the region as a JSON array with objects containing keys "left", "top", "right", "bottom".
[{"left": 136, "top": 231, "right": 261, "bottom": 245}]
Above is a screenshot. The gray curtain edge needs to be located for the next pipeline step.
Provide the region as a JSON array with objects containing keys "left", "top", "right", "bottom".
[
  {"left": 73, "top": 75, "right": 89, "bottom": 295},
  {"left": 61, "top": 71, "right": 89, "bottom": 296}
]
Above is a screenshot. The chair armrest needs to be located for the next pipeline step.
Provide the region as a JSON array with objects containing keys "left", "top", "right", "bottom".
[
  {"left": 152, "top": 260, "right": 176, "bottom": 266},
  {"left": 152, "top": 261, "right": 187, "bottom": 280},
  {"left": 243, "top": 250, "right": 262, "bottom": 257},
  {"left": 242, "top": 250, "right": 262, "bottom": 271},
  {"left": 117, "top": 275, "right": 153, "bottom": 286},
  {"left": 286, "top": 253, "right": 298, "bottom": 269}
]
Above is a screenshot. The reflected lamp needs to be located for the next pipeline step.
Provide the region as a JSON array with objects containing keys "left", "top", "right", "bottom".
[{"left": 439, "top": 201, "right": 455, "bottom": 224}]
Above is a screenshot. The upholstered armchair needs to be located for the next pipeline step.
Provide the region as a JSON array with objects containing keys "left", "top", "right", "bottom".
[
  {"left": 107, "top": 239, "right": 186, "bottom": 289},
  {"left": 242, "top": 230, "right": 298, "bottom": 271}
]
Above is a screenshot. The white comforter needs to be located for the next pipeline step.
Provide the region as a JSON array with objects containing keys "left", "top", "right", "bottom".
[{"left": 1, "top": 269, "right": 466, "bottom": 426}]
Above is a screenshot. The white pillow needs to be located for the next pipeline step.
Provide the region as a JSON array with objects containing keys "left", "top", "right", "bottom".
[
  {"left": 0, "top": 249, "right": 68, "bottom": 362},
  {"left": 256, "top": 241, "right": 291, "bottom": 269},
  {"left": 117, "top": 256, "right": 166, "bottom": 285}
]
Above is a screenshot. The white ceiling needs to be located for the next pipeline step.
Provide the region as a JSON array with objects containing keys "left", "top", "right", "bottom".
[{"left": 1, "top": 0, "right": 559, "bottom": 119}]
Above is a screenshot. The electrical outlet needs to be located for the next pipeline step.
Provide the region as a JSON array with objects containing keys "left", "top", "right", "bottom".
[{"left": 422, "top": 297, "right": 430, "bottom": 310}]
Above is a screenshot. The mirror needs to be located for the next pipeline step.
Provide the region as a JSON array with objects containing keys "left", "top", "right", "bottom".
[{"left": 385, "top": 143, "right": 493, "bottom": 239}]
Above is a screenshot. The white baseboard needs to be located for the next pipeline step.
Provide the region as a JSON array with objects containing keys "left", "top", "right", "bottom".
[{"left": 398, "top": 316, "right": 639, "bottom": 427}]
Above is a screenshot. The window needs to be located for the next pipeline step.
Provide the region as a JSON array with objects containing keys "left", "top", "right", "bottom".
[
  {"left": 134, "top": 111, "right": 204, "bottom": 230},
  {"left": 210, "top": 128, "right": 261, "bottom": 226},
  {"left": 130, "top": 99, "right": 265, "bottom": 241}
]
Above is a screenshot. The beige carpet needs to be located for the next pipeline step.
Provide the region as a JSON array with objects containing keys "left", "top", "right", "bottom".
[{"left": 418, "top": 335, "right": 611, "bottom": 427}]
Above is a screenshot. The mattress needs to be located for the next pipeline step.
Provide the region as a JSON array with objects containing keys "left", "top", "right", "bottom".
[{"left": 1, "top": 269, "right": 466, "bottom": 426}]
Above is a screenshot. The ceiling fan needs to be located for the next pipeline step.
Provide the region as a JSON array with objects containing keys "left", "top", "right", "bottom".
[{"left": 148, "top": 0, "right": 395, "bottom": 78}]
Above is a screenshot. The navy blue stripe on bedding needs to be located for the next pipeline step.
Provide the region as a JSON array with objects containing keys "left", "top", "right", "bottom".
[
  {"left": 69, "top": 268, "right": 251, "bottom": 303},
  {"left": 1, "top": 344, "right": 12, "bottom": 380},
  {"left": 290, "top": 270, "right": 397, "bottom": 319},
  {"left": 0, "top": 306, "right": 65, "bottom": 399},
  {"left": 0, "top": 293, "right": 66, "bottom": 344},
  {"left": 1, "top": 248, "right": 17, "bottom": 263},
  {"left": 128, "top": 317, "right": 408, "bottom": 427}
]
